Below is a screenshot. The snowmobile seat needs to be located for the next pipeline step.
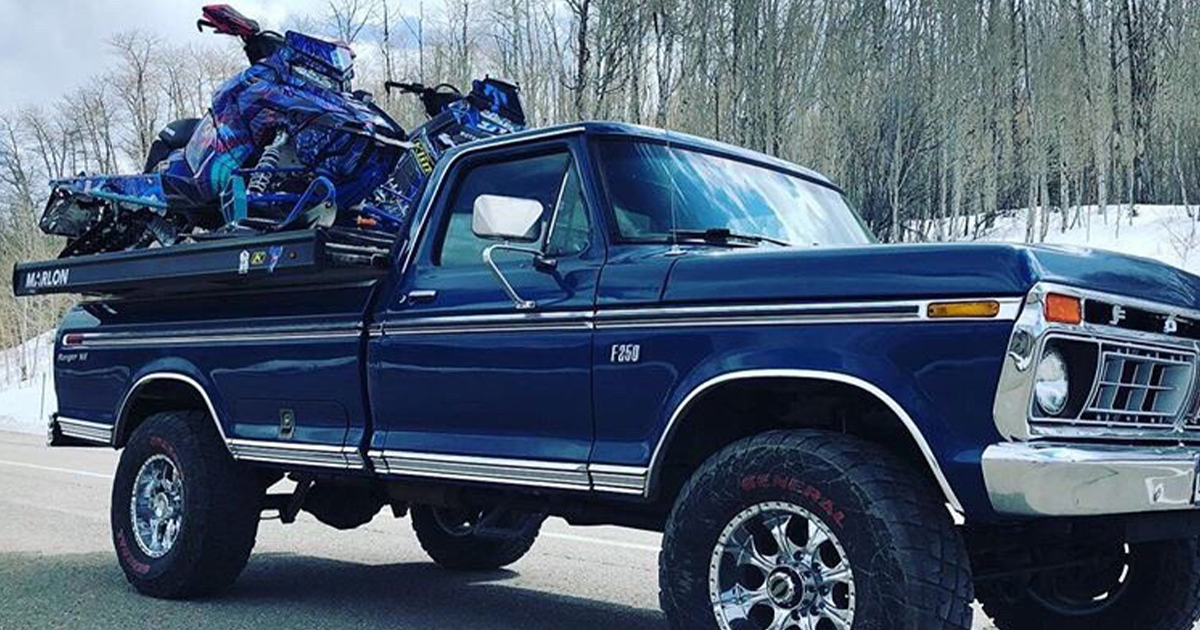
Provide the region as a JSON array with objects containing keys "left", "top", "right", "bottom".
[{"left": 143, "top": 118, "right": 201, "bottom": 173}]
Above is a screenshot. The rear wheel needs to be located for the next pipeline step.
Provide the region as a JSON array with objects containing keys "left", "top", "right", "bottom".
[
  {"left": 979, "top": 538, "right": 1200, "bottom": 630},
  {"left": 411, "top": 505, "right": 543, "bottom": 570},
  {"left": 659, "top": 429, "right": 974, "bottom": 630},
  {"left": 111, "top": 410, "right": 263, "bottom": 598}
]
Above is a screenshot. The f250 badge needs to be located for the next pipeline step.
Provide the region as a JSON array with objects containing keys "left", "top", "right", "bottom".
[
  {"left": 610, "top": 344, "right": 641, "bottom": 364},
  {"left": 25, "top": 268, "right": 70, "bottom": 289}
]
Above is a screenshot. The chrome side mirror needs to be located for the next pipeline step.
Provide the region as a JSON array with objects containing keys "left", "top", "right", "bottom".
[
  {"left": 472, "top": 194, "right": 550, "bottom": 310},
  {"left": 472, "top": 194, "right": 544, "bottom": 242}
]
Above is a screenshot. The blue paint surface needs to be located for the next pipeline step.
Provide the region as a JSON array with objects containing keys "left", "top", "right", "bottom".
[{"left": 52, "top": 123, "right": 1200, "bottom": 521}]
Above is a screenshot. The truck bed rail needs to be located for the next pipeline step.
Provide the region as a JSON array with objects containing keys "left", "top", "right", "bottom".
[{"left": 12, "top": 228, "right": 393, "bottom": 298}]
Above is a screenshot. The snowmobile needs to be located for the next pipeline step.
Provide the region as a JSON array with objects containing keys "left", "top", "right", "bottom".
[
  {"left": 383, "top": 79, "right": 527, "bottom": 214},
  {"left": 38, "top": 5, "right": 526, "bottom": 258}
]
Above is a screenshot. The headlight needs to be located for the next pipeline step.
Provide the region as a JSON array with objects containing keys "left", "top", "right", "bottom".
[{"left": 1034, "top": 348, "right": 1070, "bottom": 416}]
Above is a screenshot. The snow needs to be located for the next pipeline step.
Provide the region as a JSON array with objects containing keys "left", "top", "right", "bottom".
[
  {"left": 0, "top": 331, "right": 56, "bottom": 435},
  {"left": 969, "top": 204, "right": 1200, "bottom": 276}
]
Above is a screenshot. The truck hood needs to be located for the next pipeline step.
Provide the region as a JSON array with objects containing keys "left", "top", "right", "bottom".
[{"left": 661, "top": 243, "right": 1200, "bottom": 310}]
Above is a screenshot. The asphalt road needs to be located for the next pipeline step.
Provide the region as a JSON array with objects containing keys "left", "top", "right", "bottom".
[{"left": 0, "top": 430, "right": 1000, "bottom": 630}]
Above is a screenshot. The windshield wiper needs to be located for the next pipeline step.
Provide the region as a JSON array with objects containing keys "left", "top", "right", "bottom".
[{"left": 670, "top": 228, "right": 792, "bottom": 248}]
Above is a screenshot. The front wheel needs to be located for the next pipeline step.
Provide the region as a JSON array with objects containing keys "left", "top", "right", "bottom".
[
  {"left": 659, "top": 430, "right": 974, "bottom": 630},
  {"left": 979, "top": 538, "right": 1200, "bottom": 630},
  {"left": 111, "top": 410, "right": 263, "bottom": 598}
]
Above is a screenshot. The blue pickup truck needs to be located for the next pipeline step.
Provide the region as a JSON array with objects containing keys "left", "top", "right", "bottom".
[{"left": 20, "top": 122, "right": 1200, "bottom": 630}]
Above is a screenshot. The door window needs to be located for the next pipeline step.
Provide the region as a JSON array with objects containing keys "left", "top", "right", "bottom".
[
  {"left": 435, "top": 150, "right": 591, "bottom": 267},
  {"left": 544, "top": 160, "right": 590, "bottom": 258}
]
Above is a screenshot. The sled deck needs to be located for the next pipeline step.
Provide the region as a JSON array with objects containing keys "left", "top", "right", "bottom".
[{"left": 12, "top": 227, "right": 393, "bottom": 299}]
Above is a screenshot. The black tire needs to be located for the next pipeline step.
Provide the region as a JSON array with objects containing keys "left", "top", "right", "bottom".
[
  {"left": 979, "top": 538, "right": 1200, "bottom": 630},
  {"left": 410, "top": 505, "right": 542, "bottom": 570},
  {"left": 111, "top": 410, "right": 263, "bottom": 598},
  {"left": 659, "top": 429, "right": 974, "bottom": 630}
]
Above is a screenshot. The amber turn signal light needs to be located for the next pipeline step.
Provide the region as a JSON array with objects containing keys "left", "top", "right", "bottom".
[
  {"left": 1044, "top": 293, "right": 1082, "bottom": 325},
  {"left": 927, "top": 300, "right": 1001, "bottom": 319}
]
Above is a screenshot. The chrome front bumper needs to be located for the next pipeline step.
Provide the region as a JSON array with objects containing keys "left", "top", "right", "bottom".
[{"left": 982, "top": 442, "right": 1200, "bottom": 516}]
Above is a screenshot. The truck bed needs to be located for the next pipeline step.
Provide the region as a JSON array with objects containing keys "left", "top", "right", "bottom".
[{"left": 12, "top": 227, "right": 394, "bottom": 299}]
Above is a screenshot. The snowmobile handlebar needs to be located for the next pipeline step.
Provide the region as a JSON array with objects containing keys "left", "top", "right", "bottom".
[
  {"left": 197, "top": 4, "right": 261, "bottom": 37},
  {"left": 383, "top": 81, "right": 426, "bottom": 95},
  {"left": 197, "top": 5, "right": 284, "bottom": 65},
  {"left": 384, "top": 81, "right": 463, "bottom": 119}
]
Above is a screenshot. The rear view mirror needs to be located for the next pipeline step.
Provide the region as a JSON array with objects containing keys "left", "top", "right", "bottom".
[{"left": 472, "top": 194, "right": 543, "bottom": 242}]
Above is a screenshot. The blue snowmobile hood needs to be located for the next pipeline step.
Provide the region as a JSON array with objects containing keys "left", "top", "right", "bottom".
[{"left": 662, "top": 242, "right": 1200, "bottom": 311}]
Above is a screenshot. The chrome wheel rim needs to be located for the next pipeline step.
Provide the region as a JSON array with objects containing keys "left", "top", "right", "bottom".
[
  {"left": 709, "top": 501, "right": 855, "bottom": 630},
  {"left": 130, "top": 454, "right": 184, "bottom": 558}
]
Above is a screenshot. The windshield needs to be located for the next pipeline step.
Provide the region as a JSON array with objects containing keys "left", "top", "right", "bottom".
[{"left": 596, "top": 139, "right": 874, "bottom": 247}]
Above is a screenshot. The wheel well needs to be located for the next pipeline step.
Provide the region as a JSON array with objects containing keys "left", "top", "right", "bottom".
[
  {"left": 650, "top": 376, "right": 948, "bottom": 510},
  {"left": 115, "top": 378, "right": 210, "bottom": 446}
]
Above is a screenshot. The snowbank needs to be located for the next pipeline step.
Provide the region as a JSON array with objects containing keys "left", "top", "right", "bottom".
[
  {"left": 970, "top": 204, "right": 1200, "bottom": 276},
  {"left": 0, "top": 331, "right": 56, "bottom": 435}
]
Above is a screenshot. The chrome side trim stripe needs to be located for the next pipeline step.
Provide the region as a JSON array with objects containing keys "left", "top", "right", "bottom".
[
  {"left": 56, "top": 417, "right": 114, "bottom": 444},
  {"left": 597, "top": 314, "right": 906, "bottom": 329},
  {"left": 376, "top": 298, "right": 1023, "bottom": 336},
  {"left": 598, "top": 301, "right": 918, "bottom": 320},
  {"left": 588, "top": 464, "right": 650, "bottom": 495},
  {"left": 380, "top": 310, "right": 593, "bottom": 336},
  {"left": 366, "top": 449, "right": 650, "bottom": 494},
  {"left": 73, "top": 297, "right": 1021, "bottom": 346},
  {"left": 388, "top": 310, "right": 593, "bottom": 327},
  {"left": 73, "top": 327, "right": 362, "bottom": 348},
  {"left": 385, "top": 323, "right": 593, "bottom": 336},
  {"left": 227, "top": 439, "right": 365, "bottom": 470},
  {"left": 373, "top": 450, "right": 592, "bottom": 490},
  {"left": 595, "top": 298, "right": 1023, "bottom": 329}
]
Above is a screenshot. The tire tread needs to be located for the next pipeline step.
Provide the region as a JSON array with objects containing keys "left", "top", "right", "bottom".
[
  {"left": 659, "top": 429, "right": 973, "bottom": 630},
  {"left": 112, "top": 410, "right": 261, "bottom": 599}
]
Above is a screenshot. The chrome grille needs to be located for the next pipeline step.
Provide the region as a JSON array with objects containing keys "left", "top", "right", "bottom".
[
  {"left": 1080, "top": 343, "right": 1195, "bottom": 428},
  {"left": 1186, "top": 369, "right": 1200, "bottom": 430}
]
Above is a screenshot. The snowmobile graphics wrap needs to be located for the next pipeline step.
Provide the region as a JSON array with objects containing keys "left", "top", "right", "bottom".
[
  {"left": 385, "top": 78, "right": 527, "bottom": 214},
  {"left": 39, "top": 4, "right": 525, "bottom": 258}
]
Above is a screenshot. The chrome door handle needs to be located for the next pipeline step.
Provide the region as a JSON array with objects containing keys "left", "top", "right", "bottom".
[{"left": 406, "top": 289, "right": 438, "bottom": 303}]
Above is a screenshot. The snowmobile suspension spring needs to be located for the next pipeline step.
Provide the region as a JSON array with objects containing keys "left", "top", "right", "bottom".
[{"left": 248, "top": 131, "right": 289, "bottom": 195}]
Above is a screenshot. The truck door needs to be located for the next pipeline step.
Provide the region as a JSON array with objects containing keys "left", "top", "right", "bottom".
[{"left": 368, "top": 135, "right": 603, "bottom": 482}]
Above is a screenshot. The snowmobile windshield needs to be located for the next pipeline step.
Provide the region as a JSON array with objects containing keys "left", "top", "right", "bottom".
[
  {"left": 284, "top": 31, "right": 355, "bottom": 91},
  {"left": 596, "top": 139, "right": 875, "bottom": 248}
]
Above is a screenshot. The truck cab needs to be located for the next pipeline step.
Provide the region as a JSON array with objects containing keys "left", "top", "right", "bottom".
[{"left": 30, "top": 122, "right": 1200, "bottom": 630}]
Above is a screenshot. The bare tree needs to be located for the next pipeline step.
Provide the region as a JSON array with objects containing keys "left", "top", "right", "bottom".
[
  {"left": 109, "top": 31, "right": 163, "bottom": 167},
  {"left": 328, "top": 0, "right": 377, "bottom": 44}
]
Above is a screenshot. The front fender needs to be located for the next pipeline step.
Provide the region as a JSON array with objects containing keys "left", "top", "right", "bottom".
[{"left": 593, "top": 320, "right": 1013, "bottom": 518}]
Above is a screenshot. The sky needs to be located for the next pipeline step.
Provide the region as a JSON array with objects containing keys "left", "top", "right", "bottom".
[{"left": 0, "top": 0, "right": 332, "bottom": 112}]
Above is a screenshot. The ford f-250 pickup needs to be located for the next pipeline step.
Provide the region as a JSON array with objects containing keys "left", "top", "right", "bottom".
[{"left": 18, "top": 122, "right": 1200, "bottom": 630}]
